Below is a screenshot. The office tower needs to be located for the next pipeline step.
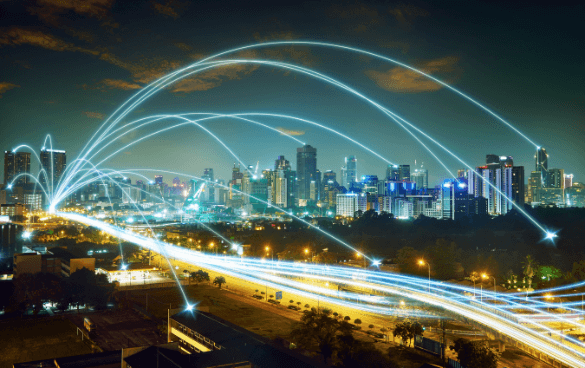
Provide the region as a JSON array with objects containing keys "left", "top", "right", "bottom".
[
  {"left": 441, "top": 178, "right": 470, "bottom": 220},
  {"left": 154, "top": 175, "right": 163, "bottom": 185},
  {"left": 547, "top": 169, "right": 565, "bottom": 189},
  {"left": 511, "top": 166, "right": 525, "bottom": 207},
  {"left": 274, "top": 156, "right": 290, "bottom": 171},
  {"left": 296, "top": 145, "right": 317, "bottom": 204},
  {"left": 483, "top": 155, "right": 513, "bottom": 215},
  {"left": 362, "top": 175, "right": 378, "bottom": 194},
  {"left": 386, "top": 165, "right": 400, "bottom": 181},
  {"left": 535, "top": 147, "right": 548, "bottom": 187},
  {"left": 411, "top": 168, "right": 428, "bottom": 191},
  {"left": 323, "top": 170, "right": 336, "bottom": 186},
  {"left": 4, "top": 151, "right": 31, "bottom": 187},
  {"left": 336, "top": 192, "right": 367, "bottom": 217},
  {"left": 564, "top": 174, "right": 574, "bottom": 189},
  {"left": 340, "top": 166, "right": 347, "bottom": 188},
  {"left": 399, "top": 165, "right": 410, "bottom": 181},
  {"left": 39, "top": 148, "right": 66, "bottom": 190},
  {"left": 528, "top": 171, "right": 541, "bottom": 203},
  {"left": 457, "top": 169, "right": 467, "bottom": 178},
  {"left": 203, "top": 168, "right": 214, "bottom": 182},
  {"left": 345, "top": 156, "right": 357, "bottom": 185}
]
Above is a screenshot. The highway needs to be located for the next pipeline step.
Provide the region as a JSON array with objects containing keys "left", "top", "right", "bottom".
[{"left": 59, "top": 212, "right": 585, "bottom": 368}]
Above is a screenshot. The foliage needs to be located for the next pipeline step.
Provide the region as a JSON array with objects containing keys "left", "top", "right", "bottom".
[
  {"left": 395, "top": 247, "right": 422, "bottom": 275},
  {"left": 213, "top": 276, "right": 226, "bottom": 289},
  {"left": 290, "top": 309, "right": 352, "bottom": 363},
  {"left": 450, "top": 338, "right": 499, "bottom": 368},
  {"left": 424, "top": 239, "right": 461, "bottom": 280},
  {"left": 392, "top": 321, "right": 423, "bottom": 347},
  {"left": 336, "top": 333, "right": 394, "bottom": 368},
  {"left": 354, "top": 318, "right": 362, "bottom": 325},
  {"left": 191, "top": 270, "right": 210, "bottom": 284},
  {"left": 536, "top": 265, "right": 562, "bottom": 281},
  {"left": 571, "top": 260, "right": 585, "bottom": 281}
]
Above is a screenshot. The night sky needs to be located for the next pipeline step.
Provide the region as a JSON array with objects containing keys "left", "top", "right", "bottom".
[{"left": 1, "top": 0, "right": 583, "bottom": 186}]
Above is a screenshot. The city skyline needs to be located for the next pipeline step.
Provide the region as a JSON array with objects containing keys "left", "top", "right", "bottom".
[{"left": 0, "top": 1, "right": 583, "bottom": 186}]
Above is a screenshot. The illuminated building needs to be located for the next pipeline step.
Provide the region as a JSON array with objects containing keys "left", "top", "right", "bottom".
[
  {"left": 394, "top": 197, "right": 413, "bottom": 218},
  {"left": 344, "top": 155, "right": 357, "bottom": 185},
  {"left": 336, "top": 192, "right": 366, "bottom": 217},
  {"left": 39, "top": 148, "right": 66, "bottom": 189},
  {"left": 547, "top": 168, "right": 565, "bottom": 189},
  {"left": 4, "top": 150, "right": 31, "bottom": 187},
  {"left": 511, "top": 166, "right": 525, "bottom": 207},
  {"left": 441, "top": 178, "right": 470, "bottom": 220},
  {"left": 0, "top": 203, "right": 24, "bottom": 217},
  {"left": 154, "top": 175, "right": 163, "bottom": 185},
  {"left": 0, "top": 223, "right": 23, "bottom": 272},
  {"left": 527, "top": 171, "right": 541, "bottom": 204},
  {"left": 564, "top": 174, "right": 574, "bottom": 189},
  {"left": 399, "top": 165, "right": 410, "bottom": 182},
  {"left": 457, "top": 169, "right": 467, "bottom": 178},
  {"left": 24, "top": 193, "right": 43, "bottom": 210},
  {"left": 386, "top": 164, "right": 400, "bottom": 181},
  {"left": 296, "top": 145, "right": 317, "bottom": 204},
  {"left": 411, "top": 168, "right": 428, "bottom": 191},
  {"left": 535, "top": 147, "right": 548, "bottom": 187}
]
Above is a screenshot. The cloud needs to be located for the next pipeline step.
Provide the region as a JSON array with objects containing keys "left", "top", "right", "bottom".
[
  {"left": 83, "top": 111, "right": 106, "bottom": 119},
  {"left": 276, "top": 127, "right": 305, "bottom": 136},
  {"left": 0, "top": 28, "right": 99, "bottom": 55},
  {"left": 389, "top": 4, "right": 429, "bottom": 26},
  {"left": 99, "top": 79, "right": 143, "bottom": 90},
  {"left": 171, "top": 61, "right": 259, "bottom": 93},
  {"left": 174, "top": 42, "right": 192, "bottom": 51},
  {"left": 27, "top": 0, "right": 115, "bottom": 24},
  {"left": 0, "top": 82, "right": 19, "bottom": 98},
  {"left": 365, "top": 56, "right": 460, "bottom": 93},
  {"left": 151, "top": 0, "right": 189, "bottom": 18}
]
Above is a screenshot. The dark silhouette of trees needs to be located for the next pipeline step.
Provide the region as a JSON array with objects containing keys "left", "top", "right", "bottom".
[
  {"left": 191, "top": 270, "right": 210, "bottom": 284},
  {"left": 450, "top": 338, "right": 498, "bottom": 368},
  {"left": 337, "top": 333, "right": 394, "bottom": 368},
  {"left": 290, "top": 309, "right": 352, "bottom": 364},
  {"left": 392, "top": 321, "right": 423, "bottom": 347}
]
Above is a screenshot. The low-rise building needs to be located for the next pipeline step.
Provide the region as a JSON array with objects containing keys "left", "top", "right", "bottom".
[{"left": 168, "top": 310, "right": 325, "bottom": 368}]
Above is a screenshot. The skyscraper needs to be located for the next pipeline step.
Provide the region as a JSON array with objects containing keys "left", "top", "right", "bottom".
[
  {"left": 535, "top": 147, "right": 548, "bottom": 187},
  {"left": 345, "top": 156, "right": 357, "bottom": 186},
  {"left": 511, "top": 166, "right": 525, "bottom": 207},
  {"left": 4, "top": 151, "right": 31, "bottom": 187},
  {"left": 411, "top": 168, "right": 428, "bottom": 191},
  {"left": 39, "top": 148, "right": 66, "bottom": 191},
  {"left": 296, "top": 145, "right": 317, "bottom": 204},
  {"left": 274, "top": 155, "right": 290, "bottom": 171},
  {"left": 399, "top": 165, "right": 411, "bottom": 182},
  {"left": 386, "top": 165, "right": 400, "bottom": 181}
]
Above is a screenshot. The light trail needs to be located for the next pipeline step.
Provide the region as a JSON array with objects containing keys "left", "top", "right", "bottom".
[{"left": 57, "top": 212, "right": 585, "bottom": 368}]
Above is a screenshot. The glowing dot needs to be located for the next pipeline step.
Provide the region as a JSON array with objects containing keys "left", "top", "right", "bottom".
[
  {"left": 121, "top": 264, "right": 128, "bottom": 270},
  {"left": 7, "top": 184, "right": 12, "bottom": 189},
  {"left": 185, "top": 304, "right": 194, "bottom": 311},
  {"left": 22, "top": 231, "right": 32, "bottom": 239},
  {"left": 545, "top": 232, "right": 557, "bottom": 240}
]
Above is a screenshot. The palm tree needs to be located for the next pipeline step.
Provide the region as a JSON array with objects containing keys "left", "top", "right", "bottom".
[{"left": 522, "top": 255, "right": 539, "bottom": 289}]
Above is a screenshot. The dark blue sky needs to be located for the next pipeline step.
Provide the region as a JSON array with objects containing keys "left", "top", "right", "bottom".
[{"left": 1, "top": 0, "right": 583, "bottom": 186}]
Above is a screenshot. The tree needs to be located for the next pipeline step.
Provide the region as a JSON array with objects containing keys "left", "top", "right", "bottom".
[
  {"left": 392, "top": 321, "right": 423, "bottom": 347},
  {"left": 213, "top": 276, "right": 226, "bottom": 289},
  {"left": 572, "top": 260, "right": 585, "bottom": 281},
  {"left": 450, "top": 338, "right": 499, "bottom": 368},
  {"left": 337, "top": 334, "right": 393, "bottom": 368},
  {"left": 368, "top": 324, "right": 375, "bottom": 330},
  {"left": 297, "top": 302, "right": 301, "bottom": 308},
  {"left": 354, "top": 318, "right": 362, "bottom": 329},
  {"left": 396, "top": 247, "right": 422, "bottom": 275},
  {"left": 522, "top": 255, "right": 539, "bottom": 289},
  {"left": 344, "top": 316, "right": 351, "bottom": 322},
  {"left": 290, "top": 309, "right": 352, "bottom": 364},
  {"left": 191, "top": 270, "right": 210, "bottom": 284}
]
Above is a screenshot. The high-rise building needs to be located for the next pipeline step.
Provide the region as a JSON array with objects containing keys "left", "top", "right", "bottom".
[
  {"left": 39, "top": 148, "right": 66, "bottom": 191},
  {"left": 4, "top": 151, "right": 31, "bottom": 187},
  {"left": 457, "top": 169, "right": 467, "bottom": 178},
  {"left": 535, "top": 147, "right": 548, "bottom": 187},
  {"left": 203, "top": 168, "right": 214, "bottom": 182},
  {"left": 386, "top": 165, "right": 400, "bottom": 181},
  {"left": 336, "top": 193, "right": 367, "bottom": 217},
  {"left": 345, "top": 156, "right": 357, "bottom": 185},
  {"left": 547, "top": 168, "right": 565, "bottom": 189},
  {"left": 511, "top": 166, "right": 525, "bottom": 207},
  {"left": 564, "top": 174, "right": 574, "bottom": 189},
  {"left": 340, "top": 166, "right": 347, "bottom": 188},
  {"left": 441, "top": 178, "right": 470, "bottom": 220},
  {"left": 296, "top": 145, "right": 317, "bottom": 204},
  {"left": 527, "top": 171, "right": 541, "bottom": 204},
  {"left": 202, "top": 168, "right": 214, "bottom": 203},
  {"left": 274, "top": 156, "right": 290, "bottom": 171},
  {"left": 399, "top": 165, "right": 410, "bottom": 182},
  {"left": 154, "top": 175, "right": 163, "bottom": 185},
  {"left": 411, "top": 169, "right": 428, "bottom": 191}
]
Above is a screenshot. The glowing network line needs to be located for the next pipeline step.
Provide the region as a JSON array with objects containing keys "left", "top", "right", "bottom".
[{"left": 55, "top": 213, "right": 585, "bottom": 368}]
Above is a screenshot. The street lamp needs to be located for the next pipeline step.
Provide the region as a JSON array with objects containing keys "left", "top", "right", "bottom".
[
  {"left": 356, "top": 252, "right": 366, "bottom": 268},
  {"left": 305, "top": 248, "right": 314, "bottom": 263},
  {"left": 482, "top": 273, "right": 497, "bottom": 300},
  {"left": 418, "top": 260, "right": 431, "bottom": 293},
  {"left": 209, "top": 242, "right": 216, "bottom": 255},
  {"left": 265, "top": 246, "right": 273, "bottom": 264}
]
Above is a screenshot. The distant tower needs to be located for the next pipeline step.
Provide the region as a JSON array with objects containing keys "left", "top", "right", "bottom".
[
  {"left": 345, "top": 156, "right": 357, "bottom": 185},
  {"left": 4, "top": 150, "right": 31, "bottom": 187},
  {"left": 39, "top": 148, "right": 66, "bottom": 190},
  {"left": 296, "top": 145, "right": 317, "bottom": 203},
  {"left": 535, "top": 147, "right": 548, "bottom": 187}
]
